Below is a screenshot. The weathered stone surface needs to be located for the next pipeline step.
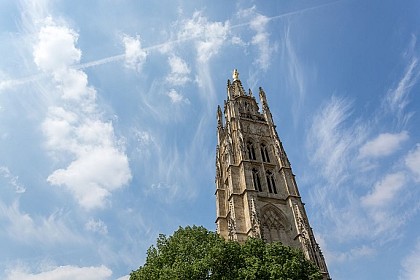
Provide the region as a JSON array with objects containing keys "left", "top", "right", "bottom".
[{"left": 215, "top": 70, "right": 331, "bottom": 279}]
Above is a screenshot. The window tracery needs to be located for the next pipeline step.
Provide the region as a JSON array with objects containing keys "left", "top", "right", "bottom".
[{"left": 260, "top": 205, "right": 290, "bottom": 243}]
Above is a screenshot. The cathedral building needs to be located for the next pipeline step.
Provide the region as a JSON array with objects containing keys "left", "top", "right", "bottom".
[{"left": 215, "top": 70, "right": 330, "bottom": 279}]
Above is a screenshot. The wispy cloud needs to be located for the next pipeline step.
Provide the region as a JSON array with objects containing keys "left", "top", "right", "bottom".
[
  {"left": 237, "top": 6, "right": 277, "bottom": 71},
  {"left": 0, "top": 201, "right": 82, "bottom": 245},
  {"left": 282, "top": 21, "right": 307, "bottom": 124},
  {"left": 307, "top": 96, "right": 364, "bottom": 185},
  {"left": 306, "top": 91, "right": 420, "bottom": 250},
  {"left": 166, "top": 89, "right": 190, "bottom": 104},
  {"left": 1, "top": 2, "right": 341, "bottom": 91},
  {"left": 85, "top": 218, "right": 108, "bottom": 235},
  {"left": 405, "top": 143, "right": 420, "bottom": 182},
  {"left": 328, "top": 244, "right": 376, "bottom": 264},
  {"left": 131, "top": 128, "right": 196, "bottom": 204},
  {"left": 0, "top": 166, "right": 26, "bottom": 193},
  {"left": 306, "top": 38, "right": 419, "bottom": 236},
  {"left": 399, "top": 238, "right": 420, "bottom": 280},
  {"left": 385, "top": 35, "right": 419, "bottom": 126},
  {"left": 166, "top": 55, "right": 191, "bottom": 86},
  {"left": 177, "top": 11, "right": 229, "bottom": 63},
  {"left": 0, "top": 73, "right": 46, "bottom": 92}
]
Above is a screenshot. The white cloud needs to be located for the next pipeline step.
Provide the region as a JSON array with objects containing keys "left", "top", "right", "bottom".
[
  {"left": 361, "top": 172, "right": 406, "bottom": 208},
  {"left": 34, "top": 19, "right": 132, "bottom": 210},
  {"left": 47, "top": 146, "right": 131, "bottom": 210},
  {"left": 122, "top": 34, "right": 147, "bottom": 71},
  {"left": 33, "top": 19, "right": 81, "bottom": 72},
  {"left": 85, "top": 218, "right": 108, "bottom": 235},
  {"left": 405, "top": 144, "right": 420, "bottom": 181},
  {"left": 178, "top": 11, "right": 229, "bottom": 63},
  {"left": 166, "top": 89, "right": 189, "bottom": 104},
  {"left": 399, "top": 238, "right": 420, "bottom": 280},
  {"left": 6, "top": 265, "right": 112, "bottom": 280},
  {"left": 56, "top": 69, "right": 96, "bottom": 102},
  {"left": 359, "top": 131, "right": 409, "bottom": 158},
  {"left": 0, "top": 166, "right": 26, "bottom": 193},
  {"left": 166, "top": 55, "right": 190, "bottom": 86}
]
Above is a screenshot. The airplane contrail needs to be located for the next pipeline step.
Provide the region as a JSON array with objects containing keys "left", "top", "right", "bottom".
[
  {"left": 231, "top": 0, "right": 342, "bottom": 29},
  {"left": 76, "top": 54, "right": 125, "bottom": 69},
  {"left": 77, "top": 0, "right": 342, "bottom": 69},
  {"left": 0, "top": 73, "right": 46, "bottom": 91},
  {"left": 1, "top": 0, "right": 342, "bottom": 90}
]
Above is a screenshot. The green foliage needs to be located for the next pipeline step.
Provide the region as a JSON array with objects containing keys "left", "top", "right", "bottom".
[{"left": 130, "top": 225, "right": 322, "bottom": 280}]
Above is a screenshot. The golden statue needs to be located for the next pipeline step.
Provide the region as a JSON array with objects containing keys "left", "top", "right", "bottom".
[{"left": 233, "top": 69, "right": 239, "bottom": 81}]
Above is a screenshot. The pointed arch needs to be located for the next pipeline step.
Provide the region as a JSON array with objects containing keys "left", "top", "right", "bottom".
[
  {"left": 260, "top": 143, "right": 270, "bottom": 162},
  {"left": 266, "top": 170, "right": 277, "bottom": 194},
  {"left": 260, "top": 204, "right": 291, "bottom": 243},
  {"left": 247, "top": 140, "right": 256, "bottom": 160},
  {"left": 252, "top": 168, "right": 262, "bottom": 192}
]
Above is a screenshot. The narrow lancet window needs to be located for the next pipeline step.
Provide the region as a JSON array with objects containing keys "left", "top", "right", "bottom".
[
  {"left": 261, "top": 143, "right": 270, "bottom": 162},
  {"left": 266, "top": 170, "right": 277, "bottom": 194},
  {"left": 252, "top": 168, "right": 262, "bottom": 192},
  {"left": 247, "top": 141, "right": 256, "bottom": 160}
]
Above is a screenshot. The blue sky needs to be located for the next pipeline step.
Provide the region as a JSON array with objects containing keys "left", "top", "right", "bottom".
[{"left": 1, "top": 0, "right": 420, "bottom": 279}]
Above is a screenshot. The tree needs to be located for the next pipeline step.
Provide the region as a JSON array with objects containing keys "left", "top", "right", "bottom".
[{"left": 130, "top": 226, "right": 322, "bottom": 280}]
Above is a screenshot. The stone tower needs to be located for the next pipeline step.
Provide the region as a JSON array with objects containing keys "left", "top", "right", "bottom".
[{"left": 215, "top": 70, "right": 330, "bottom": 279}]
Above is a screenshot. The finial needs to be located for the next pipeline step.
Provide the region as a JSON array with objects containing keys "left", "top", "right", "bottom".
[{"left": 233, "top": 69, "right": 239, "bottom": 81}]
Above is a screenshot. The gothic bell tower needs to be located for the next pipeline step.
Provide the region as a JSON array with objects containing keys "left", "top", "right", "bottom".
[{"left": 215, "top": 70, "right": 330, "bottom": 279}]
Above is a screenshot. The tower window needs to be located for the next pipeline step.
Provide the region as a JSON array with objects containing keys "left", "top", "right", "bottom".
[
  {"left": 252, "top": 168, "right": 262, "bottom": 192},
  {"left": 247, "top": 141, "right": 256, "bottom": 160},
  {"left": 266, "top": 170, "right": 277, "bottom": 194},
  {"left": 261, "top": 144, "right": 270, "bottom": 162}
]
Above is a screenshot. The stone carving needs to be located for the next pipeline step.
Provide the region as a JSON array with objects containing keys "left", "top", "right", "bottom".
[
  {"left": 250, "top": 197, "right": 261, "bottom": 238},
  {"left": 215, "top": 71, "right": 330, "bottom": 279},
  {"left": 228, "top": 200, "right": 237, "bottom": 240},
  {"left": 233, "top": 69, "right": 239, "bottom": 81}
]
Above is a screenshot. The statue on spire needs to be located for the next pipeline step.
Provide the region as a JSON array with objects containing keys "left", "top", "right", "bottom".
[{"left": 233, "top": 69, "right": 239, "bottom": 81}]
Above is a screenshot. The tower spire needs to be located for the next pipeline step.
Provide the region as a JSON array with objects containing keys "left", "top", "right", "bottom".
[{"left": 215, "top": 70, "right": 330, "bottom": 279}]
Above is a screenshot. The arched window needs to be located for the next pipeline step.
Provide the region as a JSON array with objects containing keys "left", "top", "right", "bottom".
[
  {"left": 260, "top": 143, "right": 270, "bottom": 162},
  {"left": 260, "top": 205, "right": 290, "bottom": 244},
  {"left": 247, "top": 141, "right": 256, "bottom": 160},
  {"left": 252, "top": 168, "right": 262, "bottom": 192},
  {"left": 266, "top": 170, "right": 277, "bottom": 194}
]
